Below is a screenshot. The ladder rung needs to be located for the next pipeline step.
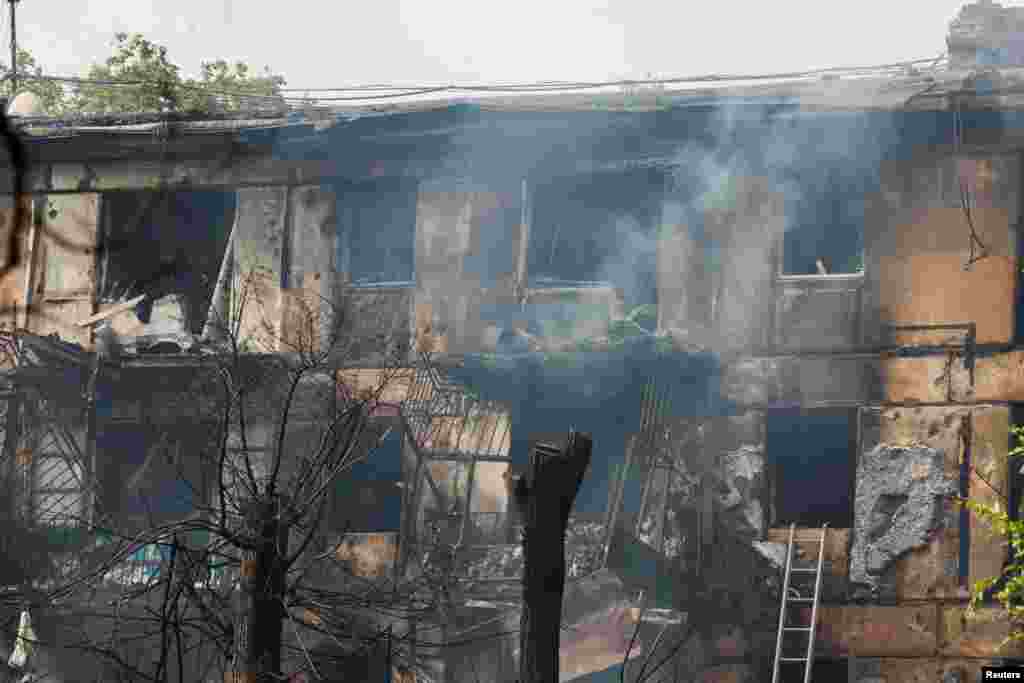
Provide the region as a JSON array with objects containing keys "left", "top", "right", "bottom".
[
  {"left": 791, "top": 568, "right": 818, "bottom": 573},
  {"left": 788, "top": 597, "right": 814, "bottom": 603},
  {"left": 779, "top": 657, "right": 808, "bottom": 663},
  {"left": 783, "top": 627, "right": 812, "bottom": 631}
]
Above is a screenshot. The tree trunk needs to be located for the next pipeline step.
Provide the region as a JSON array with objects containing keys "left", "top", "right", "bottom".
[
  {"left": 229, "top": 496, "right": 289, "bottom": 683},
  {"left": 517, "top": 431, "right": 592, "bottom": 683}
]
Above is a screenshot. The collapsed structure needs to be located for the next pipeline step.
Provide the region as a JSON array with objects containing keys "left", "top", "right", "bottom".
[{"left": 6, "top": 3, "right": 1024, "bottom": 681}]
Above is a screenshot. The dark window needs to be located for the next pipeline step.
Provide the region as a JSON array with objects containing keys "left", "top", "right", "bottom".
[
  {"left": 101, "top": 190, "right": 236, "bottom": 334},
  {"left": 782, "top": 166, "right": 865, "bottom": 275},
  {"left": 464, "top": 187, "right": 520, "bottom": 290},
  {"left": 100, "top": 424, "right": 198, "bottom": 521},
  {"left": 766, "top": 408, "right": 857, "bottom": 528},
  {"left": 528, "top": 167, "right": 663, "bottom": 307},
  {"left": 337, "top": 178, "right": 418, "bottom": 285},
  {"left": 333, "top": 425, "right": 403, "bottom": 531},
  {"left": 97, "top": 393, "right": 213, "bottom": 527}
]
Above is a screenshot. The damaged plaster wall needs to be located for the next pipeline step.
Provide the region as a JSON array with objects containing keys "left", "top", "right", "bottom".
[
  {"left": 865, "top": 152, "right": 1020, "bottom": 347},
  {"left": 232, "top": 186, "right": 287, "bottom": 351},
  {"left": 710, "top": 413, "right": 768, "bottom": 542},
  {"left": 849, "top": 442, "right": 957, "bottom": 595}
]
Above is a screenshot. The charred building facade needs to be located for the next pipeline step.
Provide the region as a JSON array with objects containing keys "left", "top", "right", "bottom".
[{"left": 6, "top": 16, "right": 1024, "bottom": 680}]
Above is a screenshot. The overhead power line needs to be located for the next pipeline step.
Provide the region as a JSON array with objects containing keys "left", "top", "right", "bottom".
[
  {"left": 14, "top": 54, "right": 947, "bottom": 107},
  {"left": 274, "top": 56, "right": 947, "bottom": 95}
]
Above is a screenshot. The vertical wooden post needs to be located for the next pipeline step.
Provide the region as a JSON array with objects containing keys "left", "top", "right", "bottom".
[{"left": 517, "top": 430, "right": 592, "bottom": 683}]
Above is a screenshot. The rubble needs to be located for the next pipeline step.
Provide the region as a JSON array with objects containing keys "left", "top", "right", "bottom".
[
  {"left": 751, "top": 541, "right": 788, "bottom": 569},
  {"left": 565, "top": 518, "right": 607, "bottom": 580},
  {"left": 715, "top": 444, "right": 767, "bottom": 541}
]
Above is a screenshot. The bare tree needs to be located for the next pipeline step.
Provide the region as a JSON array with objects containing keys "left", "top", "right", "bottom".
[{"left": 0, "top": 262, "right": 481, "bottom": 683}]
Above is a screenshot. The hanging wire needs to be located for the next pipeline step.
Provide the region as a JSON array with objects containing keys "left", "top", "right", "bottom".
[{"left": 954, "top": 97, "right": 990, "bottom": 271}]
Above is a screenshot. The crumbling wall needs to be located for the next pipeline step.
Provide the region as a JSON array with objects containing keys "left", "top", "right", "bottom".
[
  {"left": 849, "top": 443, "right": 957, "bottom": 595},
  {"left": 715, "top": 443, "right": 767, "bottom": 542},
  {"left": 630, "top": 412, "right": 767, "bottom": 562},
  {"left": 948, "top": 0, "right": 1024, "bottom": 69},
  {"left": 708, "top": 413, "right": 768, "bottom": 542}
]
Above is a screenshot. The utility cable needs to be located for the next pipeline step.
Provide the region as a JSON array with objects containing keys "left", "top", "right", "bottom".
[
  {"left": 275, "top": 55, "right": 946, "bottom": 94},
  {"left": 15, "top": 54, "right": 948, "bottom": 107}
]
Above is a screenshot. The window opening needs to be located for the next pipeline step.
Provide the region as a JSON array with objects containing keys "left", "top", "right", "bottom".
[
  {"left": 527, "top": 167, "right": 663, "bottom": 308},
  {"left": 101, "top": 190, "right": 236, "bottom": 334},
  {"left": 336, "top": 177, "right": 418, "bottom": 286},
  {"left": 781, "top": 166, "right": 865, "bottom": 276},
  {"left": 766, "top": 407, "right": 858, "bottom": 528},
  {"left": 334, "top": 425, "right": 403, "bottom": 532}
]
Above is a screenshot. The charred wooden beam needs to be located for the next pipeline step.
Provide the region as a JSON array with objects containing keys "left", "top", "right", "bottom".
[{"left": 515, "top": 430, "right": 592, "bottom": 683}]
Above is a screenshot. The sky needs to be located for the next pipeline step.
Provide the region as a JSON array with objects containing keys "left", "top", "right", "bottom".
[{"left": 11, "top": 0, "right": 981, "bottom": 91}]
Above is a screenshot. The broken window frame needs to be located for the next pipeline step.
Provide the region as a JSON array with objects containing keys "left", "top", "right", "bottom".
[{"left": 97, "top": 188, "right": 237, "bottom": 335}]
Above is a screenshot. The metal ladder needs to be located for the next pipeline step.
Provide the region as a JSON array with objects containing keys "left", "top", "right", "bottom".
[{"left": 771, "top": 523, "right": 828, "bottom": 683}]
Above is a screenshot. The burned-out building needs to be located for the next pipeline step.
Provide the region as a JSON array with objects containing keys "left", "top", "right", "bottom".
[{"left": 8, "top": 4, "right": 1024, "bottom": 682}]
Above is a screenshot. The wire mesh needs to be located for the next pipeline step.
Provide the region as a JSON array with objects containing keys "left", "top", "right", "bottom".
[
  {"left": 403, "top": 351, "right": 511, "bottom": 460},
  {"left": 399, "top": 352, "right": 518, "bottom": 590}
]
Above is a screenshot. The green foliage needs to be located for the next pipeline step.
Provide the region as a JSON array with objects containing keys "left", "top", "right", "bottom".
[
  {"left": 72, "top": 33, "right": 287, "bottom": 115},
  {"left": 1, "top": 48, "right": 68, "bottom": 115},
  {"left": 843, "top": 251, "right": 865, "bottom": 273},
  {"left": 74, "top": 33, "right": 184, "bottom": 114},
  {"left": 653, "top": 335, "right": 674, "bottom": 354},
  {"left": 188, "top": 59, "right": 287, "bottom": 112},
  {"left": 961, "top": 424, "right": 1024, "bottom": 647}
]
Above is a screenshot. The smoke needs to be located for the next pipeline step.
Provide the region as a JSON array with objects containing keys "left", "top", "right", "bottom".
[{"left": 593, "top": 213, "right": 659, "bottom": 309}]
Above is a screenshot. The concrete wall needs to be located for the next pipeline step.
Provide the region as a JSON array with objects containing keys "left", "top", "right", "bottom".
[
  {"left": 864, "top": 153, "right": 1020, "bottom": 346},
  {"left": 233, "top": 186, "right": 288, "bottom": 350},
  {"left": 774, "top": 274, "right": 864, "bottom": 351},
  {"left": 709, "top": 176, "right": 786, "bottom": 352}
]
